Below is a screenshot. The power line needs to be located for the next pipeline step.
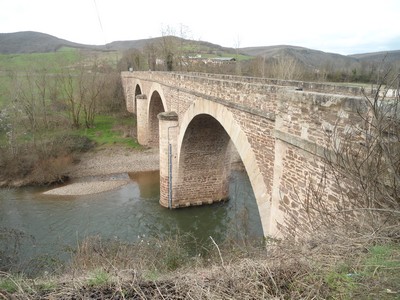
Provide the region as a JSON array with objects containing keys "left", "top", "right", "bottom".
[{"left": 93, "top": 0, "right": 107, "bottom": 45}]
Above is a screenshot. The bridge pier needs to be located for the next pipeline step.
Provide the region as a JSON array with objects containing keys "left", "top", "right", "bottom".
[
  {"left": 158, "top": 112, "right": 179, "bottom": 208},
  {"left": 136, "top": 94, "right": 148, "bottom": 145}
]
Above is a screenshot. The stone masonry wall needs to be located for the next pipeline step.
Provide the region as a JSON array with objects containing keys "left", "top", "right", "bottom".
[{"left": 121, "top": 71, "right": 365, "bottom": 237}]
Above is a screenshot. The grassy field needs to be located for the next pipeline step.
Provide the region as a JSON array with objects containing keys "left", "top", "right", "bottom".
[
  {"left": 78, "top": 114, "right": 139, "bottom": 148},
  {"left": 0, "top": 47, "right": 121, "bottom": 107},
  {"left": 0, "top": 48, "right": 76, "bottom": 107},
  {"left": 0, "top": 47, "right": 80, "bottom": 72}
]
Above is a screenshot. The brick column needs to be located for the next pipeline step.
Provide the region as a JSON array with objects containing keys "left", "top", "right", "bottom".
[
  {"left": 158, "top": 112, "right": 179, "bottom": 208},
  {"left": 136, "top": 94, "right": 148, "bottom": 145}
]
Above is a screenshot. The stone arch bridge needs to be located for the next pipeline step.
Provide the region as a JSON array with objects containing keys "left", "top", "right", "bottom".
[{"left": 121, "top": 71, "right": 365, "bottom": 237}]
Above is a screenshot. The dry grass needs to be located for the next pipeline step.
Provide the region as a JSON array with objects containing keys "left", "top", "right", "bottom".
[{"left": 2, "top": 220, "right": 398, "bottom": 299}]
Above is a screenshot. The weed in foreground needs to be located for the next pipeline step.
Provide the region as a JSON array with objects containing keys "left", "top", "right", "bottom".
[
  {"left": 87, "top": 269, "right": 112, "bottom": 287},
  {"left": 0, "top": 272, "right": 36, "bottom": 298},
  {"left": 0, "top": 276, "right": 19, "bottom": 294},
  {"left": 1, "top": 227, "right": 399, "bottom": 299}
]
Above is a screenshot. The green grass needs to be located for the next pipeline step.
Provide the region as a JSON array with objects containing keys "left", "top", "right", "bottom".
[
  {"left": 0, "top": 49, "right": 79, "bottom": 106},
  {"left": 87, "top": 269, "right": 111, "bottom": 286},
  {"left": 0, "top": 49, "right": 80, "bottom": 72},
  {"left": 78, "top": 114, "right": 139, "bottom": 148},
  {"left": 0, "top": 113, "right": 140, "bottom": 154},
  {"left": 365, "top": 244, "right": 400, "bottom": 269},
  {"left": 0, "top": 74, "right": 12, "bottom": 107},
  {"left": 0, "top": 48, "right": 121, "bottom": 107},
  {"left": 0, "top": 277, "right": 19, "bottom": 293},
  {"left": 0, "top": 274, "right": 35, "bottom": 294},
  {"left": 357, "top": 244, "right": 400, "bottom": 299},
  {"left": 324, "top": 243, "right": 400, "bottom": 299}
]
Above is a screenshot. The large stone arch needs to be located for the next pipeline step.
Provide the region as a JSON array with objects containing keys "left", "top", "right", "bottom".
[
  {"left": 176, "top": 98, "right": 275, "bottom": 236},
  {"left": 147, "top": 83, "right": 167, "bottom": 146},
  {"left": 176, "top": 114, "right": 232, "bottom": 205}
]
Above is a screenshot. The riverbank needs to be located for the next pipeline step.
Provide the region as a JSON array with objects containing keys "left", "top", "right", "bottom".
[
  {"left": 46, "top": 146, "right": 159, "bottom": 196},
  {"left": 1, "top": 231, "right": 398, "bottom": 299},
  {"left": 65, "top": 146, "right": 159, "bottom": 179}
]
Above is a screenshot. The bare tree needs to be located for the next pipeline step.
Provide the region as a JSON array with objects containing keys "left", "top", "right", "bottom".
[
  {"left": 119, "top": 49, "right": 147, "bottom": 71},
  {"left": 160, "top": 25, "right": 178, "bottom": 71},
  {"left": 271, "top": 54, "right": 305, "bottom": 80},
  {"left": 57, "top": 58, "right": 110, "bottom": 128},
  {"left": 6, "top": 68, "right": 59, "bottom": 145},
  {"left": 81, "top": 62, "right": 107, "bottom": 128},
  {"left": 245, "top": 56, "right": 265, "bottom": 77},
  {"left": 58, "top": 68, "right": 82, "bottom": 128},
  {"left": 233, "top": 35, "right": 242, "bottom": 76},
  {"left": 144, "top": 42, "right": 157, "bottom": 71}
]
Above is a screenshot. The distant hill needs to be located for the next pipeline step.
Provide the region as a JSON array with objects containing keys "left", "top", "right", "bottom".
[
  {"left": 0, "top": 31, "right": 234, "bottom": 55},
  {"left": 349, "top": 50, "right": 400, "bottom": 64},
  {"left": 1, "top": 31, "right": 399, "bottom": 73},
  {"left": 240, "top": 45, "right": 359, "bottom": 70},
  {"left": 0, "top": 31, "right": 99, "bottom": 54},
  {"left": 105, "top": 35, "right": 235, "bottom": 54}
]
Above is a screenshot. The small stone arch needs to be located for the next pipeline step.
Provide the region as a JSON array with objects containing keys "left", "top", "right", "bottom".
[
  {"left": 133, "top": 80, "right": 143, "bottom": 95},
  {"left": 177, "top": 98, "right": 275, "bottom": 236},
  {"left": 147, "top": 83, "right": 168, "bottom": 146},
  {"left": 133, "top": 83, "right": 142, "bottom": 114},
  {"left": 147, "top": 83, "right": 168, "bottom": 112}
]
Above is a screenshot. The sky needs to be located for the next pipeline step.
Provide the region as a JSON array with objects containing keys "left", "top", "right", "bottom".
[{"left": 1, "top": 0, "right": 400, "bottom": 55}]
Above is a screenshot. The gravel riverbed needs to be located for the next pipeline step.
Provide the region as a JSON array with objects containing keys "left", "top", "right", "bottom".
[{"left": 44, "top": 146, "right": 159, "bottom": 196}]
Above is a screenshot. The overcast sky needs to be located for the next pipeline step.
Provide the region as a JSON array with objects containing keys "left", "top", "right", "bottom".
[{"left": 1, "top": 0, "right": 400, "bottom": 55}]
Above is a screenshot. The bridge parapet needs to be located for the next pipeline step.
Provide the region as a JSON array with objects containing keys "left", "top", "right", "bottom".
[
  {"left": 186, "top": 72, "right": 366, "bottom": 96},
  {"left": 122, "top": 71, "right": 284, "bottom": 114},
  {"left": 122, "top": 71, "right": 366, "bottom": 98}
]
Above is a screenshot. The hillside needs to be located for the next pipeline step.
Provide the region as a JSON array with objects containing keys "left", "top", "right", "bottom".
[
  {"left": 0, "top": 31, "right": 100, "bottom": 54},
  {"left": 1, "top": 31, "right": 400, "bottom": 72},
  {"left": 0, "top": 31, "right": 235, "bottom": 55},
  {"left": 106, "top": 35, "right": 235, "bottom": 54},
  {"left": 349, "top": 50, "right": 400, "bottom": 64},
  {"left": 240, "top": 45, "right": 360, "bottom": 70}
]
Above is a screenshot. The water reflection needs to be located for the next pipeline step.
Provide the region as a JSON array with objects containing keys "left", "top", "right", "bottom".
[
  {"left": 0, "top": 170, "right": 263, "bottom": 273},
  {"left": 129, "top": 171, "right": 160, "bottom": 198}
]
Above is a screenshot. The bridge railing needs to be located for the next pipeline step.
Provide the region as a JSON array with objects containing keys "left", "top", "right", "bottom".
[{"left": 184, "top": 72, "right": 367, "bottom": 96}]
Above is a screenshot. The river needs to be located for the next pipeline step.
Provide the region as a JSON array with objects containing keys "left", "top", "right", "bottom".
[{"left": 0, "top": 170, "right": 263, "bottom": 275}]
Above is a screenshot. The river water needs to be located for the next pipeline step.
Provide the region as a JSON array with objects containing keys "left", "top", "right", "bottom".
[{"left": 0, "top": 170, "right": 263, "bottom": 274}]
